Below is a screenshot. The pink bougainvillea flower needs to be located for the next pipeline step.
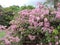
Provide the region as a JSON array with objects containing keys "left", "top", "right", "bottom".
[
  {"left": 38, "top": 22, "right": 43, "bottom": 27},
  {"left": 49, "top": 42, "right": 52, "bottom": 45},
  {"left": 9, "top": 25, "right": 17, "bottom": 31},
  {"left": 57, "top": 3, "right": 60, "bottom": 7},
  {"left": 15, "top": 36, "right": 20, "bottom": 42},
  {"left": 44, "top": 18, "right": 48, "bottom": 22},
  {"left": 4, "top": 39, "right": 11, "bottom": 45},
  {"left": 44, "top": 22, "right": 50, "bottom": 27},
  {"left": 28, "top": 34, "right": 36, "bottom": 40},
  {"left": 56, "top": 13, "right": 60, "bottom": 19},
  {"left": 9, "top": 36, "right": 20, "bottom": 42},
  {"left": 55, "top": 41, "right": 59, "bottom": 45}
]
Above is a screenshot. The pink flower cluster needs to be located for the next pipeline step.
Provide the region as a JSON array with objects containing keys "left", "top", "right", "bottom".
[
  {"left": 0, "top": 25, "right": 6, "bottom": 30},
  {"left": 0, "top": 2, "right": 60, "bottom": 45},
  {"left": 3, "top": 36, "right": 20, "bottom": 45},
  {"left": 0, "top": 25, "right": 20, "bottom": 45},
  {"left": 18, "top": 3, "right": 54, "bottom": 33},
  {"left": 28, "top": 34, "right": 36, "bottom": 41}
]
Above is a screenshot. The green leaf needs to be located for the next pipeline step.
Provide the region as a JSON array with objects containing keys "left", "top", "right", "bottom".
[
  {"left": 53, "top": 29, "right": 58, "bottom": 35},
  {"left": 46, "top": 37, "right": 51, "bottom": 42},
  {"left": 57, "top": 25, "right": 60, "bottom": 30},
  {"left": 0, "top": 31, "right": 6, "bottom": 38},
  {"left": 45, "top": 31, "right": 49, "bottom": 36}
]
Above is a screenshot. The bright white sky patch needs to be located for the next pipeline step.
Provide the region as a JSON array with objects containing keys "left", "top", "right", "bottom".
[{"left": 0, "top": 0, "right": 46, "bottom": 7}]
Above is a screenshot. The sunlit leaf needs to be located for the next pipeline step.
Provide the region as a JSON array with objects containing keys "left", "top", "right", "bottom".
[
  {"left": 53, "top": 29, "right": 58, "bottom": 35},
  {"left": 0, "top": 31, "right": 6, "bottom": 38}
]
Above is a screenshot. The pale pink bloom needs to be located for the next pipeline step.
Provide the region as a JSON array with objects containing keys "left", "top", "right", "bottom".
[
  {"left": 56, "top": 13, "right": 60, "bottom": 19},
  {"left": 15, "top": 37, "right": 20, "bottom": 42},
  {"left": 42, "top": 27, "right": 52, "bottom": 33},
  {"left": 55, "top": 8, "right": 60, "bottom": 19},
  {"left": 9, "top": 20, "right": 15, "bottom": 24},
  {"left": 20, "top": 9, "right": 30, "bottom": 16},
  {"left": 45, "top": 9, "right": 49, "bottom": 14},
  {"left": 41, "top": 9, "right": 45, "bottom": 15},
  {"left": 4, "top": 39, "right": 11, "bottom": 45},
  {"left": 8, "top": 36, "right": 14, "bottom": 42},
  {"left": 42, "top": 27, "right": 47, "bottom": 31},
  {"left": 44, "top": 22, "right": 50, "bottom": 27},
  {"left": 36, "top": 44, "right": 39, "bottom": 45},
  {"left": 36, "top": 17, "right": 40, "bottom": 21},
  {"left": 28, "top": 26, "right": 34, "bottom": 29},
  {"left": 37, "top": 2, "right": 44, "bottom": 8},
  {"left": 55, "top": 41, "right": 59, "bottom": 45},
  {"left": 10, "top": 25, "right": 17, "bottom": 30},
  {"left": 40, "top": 42, "right": 43, "bottom": 45},
  {"left": 50, "top": 26, "right": 54, "bottom": 30},
  {"left": 10, "top": 37, "right": 16, "bottom": 42},
  {"left": 28, "top": 34, "right": 36, "bottom": 40},
  {"left": 29, "top": 15, "right": 35, "bottom": 19},
  {"left": 48, "top": 28, "right": 52, "bottom": 33},
  {"left": 30, "top": 9, "right": 36, "bottom": 15},
  {"left": 57, "top": 3, "right": 60, "bottom": 7},
  {"left": 29, "top": 15, "right": 35, "bottom": 21},
  {"left": 44, "top": 18, "right": 48, "bottom": 22},
  {"left": 51, "top": 11, "right": 56, "bottom": 14},
  {"left": 11, "top": 37, "right": 20, "bottom": 42},
  {"left": 51, "top": 12, "right": 55, "bottom": 14},
  {"left": 49, "top": 42, "right": 52, "bottom": 45},
  {"left": 38, "top": 22, "right": 43, "bottom": 26},
  {"left": 0, "top": 25, "right": 6, "bottom": 30},
  {"left": 55, "top": 36, "right": 58, "bottom": 39},
  {"left": 35, "top": 8, "right": 40, "bottom": 13},
  {"left": 5, "top": 30, "right": 12, "bottom": 35},
  {"left": 29, "top": 20, "right": 33, "bottom": 25},
  {"left": 33, "top": 22, "right": 38, "bottom": 27},
  {"left": 40, "top": 14, "right": 44, "bottom": 19}
]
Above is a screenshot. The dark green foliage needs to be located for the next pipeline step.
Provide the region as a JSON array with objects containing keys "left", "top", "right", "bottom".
[{"left": 20, "top": 5, "right": 35, "bottom": 11}]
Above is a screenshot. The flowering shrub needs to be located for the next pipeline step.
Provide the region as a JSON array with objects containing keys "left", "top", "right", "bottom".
[{"left": 0, "top": 3, "right": 60, "bottom": 45}]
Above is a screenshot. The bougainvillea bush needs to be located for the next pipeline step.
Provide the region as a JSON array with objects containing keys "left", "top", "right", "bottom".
[{"left": 0, "top": 3, "right": 60, "bottom": 45}]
